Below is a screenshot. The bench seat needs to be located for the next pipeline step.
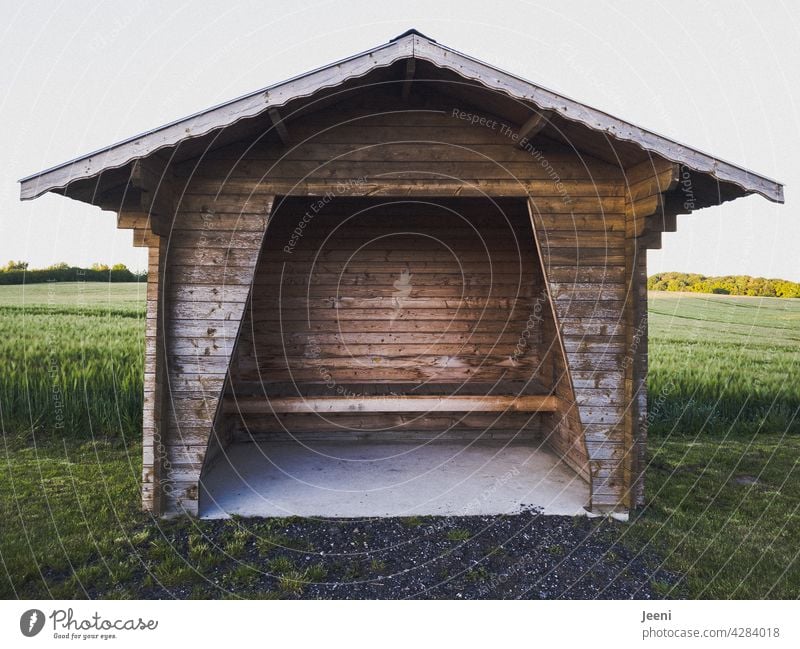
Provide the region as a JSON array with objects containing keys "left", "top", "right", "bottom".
[{"left": 223, "top": 394, "right": 559, "bottom": 414}]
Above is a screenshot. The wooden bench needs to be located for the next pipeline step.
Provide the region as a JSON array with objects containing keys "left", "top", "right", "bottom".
[{"left": 223, "top": 394, "right": 559, "bottom": 414}]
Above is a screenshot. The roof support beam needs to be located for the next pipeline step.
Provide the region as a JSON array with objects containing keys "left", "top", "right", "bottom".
[
  {"left": 129, "top": 158, "right": 175, "bottom": 219},
  {"left": 117, "top": 207, "right": 166, "bottom": 249},
  {"left": 515, "top": 112, "right": 548, "bottom": 148},
  {"left": 117, "top": 210, "right": 167, "bottom": 247},
  {"left": 626, "top": 189, "right": 691, "bottom": 249},
  {"left": 401, "top": 59, "right": 416, "bottom": 101},
  {"left": 268, "top": 108, "right": 290, "bottom": 146},
  {"left": 175, "top": 178, "right": 619, "bottom": 197},
  {"left": 624, "top": 160, "right": 683, "bottom": 239}
]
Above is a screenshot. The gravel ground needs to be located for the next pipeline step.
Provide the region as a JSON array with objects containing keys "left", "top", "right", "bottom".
[{"left": 123, "top": 510, "right": 680, "bottom": 599}]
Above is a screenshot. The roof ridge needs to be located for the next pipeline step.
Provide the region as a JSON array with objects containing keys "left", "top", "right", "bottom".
[{"left": 390, "top": 28, "right": 436, "bottom": 43}]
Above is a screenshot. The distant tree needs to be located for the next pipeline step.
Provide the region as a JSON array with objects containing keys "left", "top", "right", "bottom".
[
  {"left": 775, "top": 280, "right": 800, "bottom": 298},
  {"left": 0, "top": 262, "right": 144, "bottom": 285},
  {"left": 666, "top": 277, "right": 689, "bottom": 292},
  {"left": 649, "top": 272, "right": 799, "bottom": 298}
]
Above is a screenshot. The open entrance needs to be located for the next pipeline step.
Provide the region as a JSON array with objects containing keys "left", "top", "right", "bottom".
[{"left": 198, "top": 197, "right": 588, "bottom": 517}]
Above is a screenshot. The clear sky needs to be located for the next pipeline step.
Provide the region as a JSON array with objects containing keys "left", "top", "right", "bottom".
[{"left": 1, "top": 0, "right": 797, "bottom": 279}]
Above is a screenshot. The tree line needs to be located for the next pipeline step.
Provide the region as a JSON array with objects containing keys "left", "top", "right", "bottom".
[
  {"left": 4, "top": 261, "right": 797, "bottom": 297},
  {"left": 0, "top": 261, "right": 146, "bottom": 285},
  {"left": 648, "top": 272, "right": 800, "bottom": 298}
]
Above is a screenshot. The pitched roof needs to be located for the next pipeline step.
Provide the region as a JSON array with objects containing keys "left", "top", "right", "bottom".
[{"left": 19, "top": 30, "right": 784, "bottom": 203}]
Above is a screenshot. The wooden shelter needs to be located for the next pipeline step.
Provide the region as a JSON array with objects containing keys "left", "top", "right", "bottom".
[{"left": 20, "top": 30, "right": 784, "bottom": 518}]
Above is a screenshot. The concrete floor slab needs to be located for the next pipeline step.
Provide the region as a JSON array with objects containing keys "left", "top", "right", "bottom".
[{"left": 198, "top": 441, "right": 589, "bottom": 519}]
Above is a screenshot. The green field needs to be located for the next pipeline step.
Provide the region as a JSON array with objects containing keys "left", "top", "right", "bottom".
[
  {"left": 0, "top": 283, "right": 146, "bottom": 439},
  {"left": 0, "top": 283, "right": 798, "bottom": 598},
  {"left": 648, "top": 292, "right": 800, "bottom": 435},
  {"left": 0, "top": 281, "right": 146, "bottom": 309}
]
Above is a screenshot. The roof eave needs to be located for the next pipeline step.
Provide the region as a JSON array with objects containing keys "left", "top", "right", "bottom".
[
  {"left": 410, "top": 36, "right": 784, "bottom": 204},
  {"left": 19, "top": 35, "right": 415, "bottom": 201}
]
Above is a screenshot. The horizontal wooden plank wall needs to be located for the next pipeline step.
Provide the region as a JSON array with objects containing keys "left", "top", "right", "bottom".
[
  {"left": 173, "top": 92, "right": 626, "bottom": 199},
  {"left": 159, "top": 197, "right": 274, "bottom": 516},
  {"left": 529, "top": 205, "right": 591, "bottom": 485},
  {"left": 226, "top": 198, "right": 550, "bottom": 442},
  {"left": 528, "top": 198, "right": 629, "bottom": 509}
]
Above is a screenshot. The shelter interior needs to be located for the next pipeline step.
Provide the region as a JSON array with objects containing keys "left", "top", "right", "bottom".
[{"left": 198, "top": 196, "right": 587, "bottom": 517}]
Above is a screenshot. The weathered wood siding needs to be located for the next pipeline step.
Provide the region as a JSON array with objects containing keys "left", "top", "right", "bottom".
[
  {"left": 156, "top": 92, "right": 631, "bottom": 514},
  {"left": 529, "top": 205, "right": 591, "bottom": 483},
  {"left": 142, "top": 240, "right": 166, "bottom": 514},
  {"left": 172, "top": 92, "right": 625, "bottom": 199},
  {"left": 528, "top": 201, "right": 627, "bottom": 507},
  {"left": 158, "top": 200, "right": 273, "bottom": 515},
  {"left": 621, "top": 159, "right": 678, "bottom": 508}
]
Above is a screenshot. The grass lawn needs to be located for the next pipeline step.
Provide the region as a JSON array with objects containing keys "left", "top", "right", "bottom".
[{"left": 0, "top": 284, "right": 798, "bottom": 598}]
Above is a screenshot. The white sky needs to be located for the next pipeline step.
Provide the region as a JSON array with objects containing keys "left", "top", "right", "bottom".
[{"left": 1, "top": 0, "right": 797, "bottom": 279}]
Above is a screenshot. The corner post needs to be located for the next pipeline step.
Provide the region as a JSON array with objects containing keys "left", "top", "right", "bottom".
[{"left": 142, "top": 237, "right": 168, "bottom": 514}]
